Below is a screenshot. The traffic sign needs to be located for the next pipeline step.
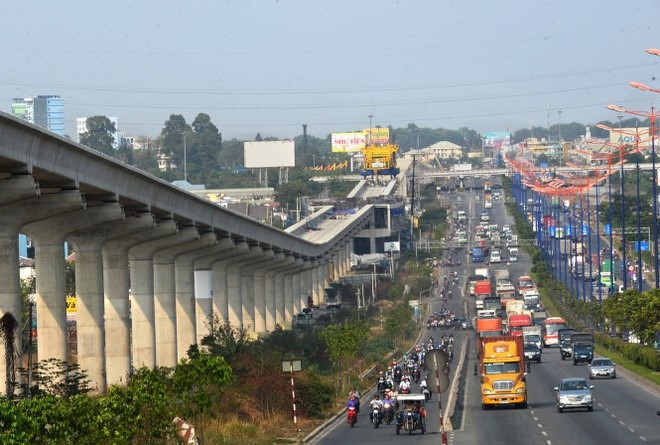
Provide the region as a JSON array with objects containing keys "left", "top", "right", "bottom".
[{"left": 604, "top": 224, "right": 611, "bottom": 235}]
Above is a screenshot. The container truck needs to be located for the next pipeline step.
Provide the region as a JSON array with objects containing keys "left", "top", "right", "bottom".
[
  {"left": 476, "top": 317, "right": 504, "bottom": 358},
  {"left": 479, "top": 336, "right": 527, "bottom": 409},
  {"left": 474, "top": 280, "right": 492, "bottom": 310}
]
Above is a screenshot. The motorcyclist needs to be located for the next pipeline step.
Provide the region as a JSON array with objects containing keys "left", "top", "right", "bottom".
[
  {"left": 348, "top": 387, "right": 361, "bottom": 412},
  {"left": 369, "top": 394, "right": 384, "bottom": 423},
  {"left": 399, "top": 376, "right": 411, "bottom": 394},
  {"left": 346, "top": 395, "right": 359, "bottom": 410}
]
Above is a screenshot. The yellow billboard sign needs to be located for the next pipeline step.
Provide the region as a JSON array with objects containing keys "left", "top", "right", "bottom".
[
  {"left": 364, "top": 127, "right": 390, "bottom": 145},
  {"left": 331, "top": 132, "right": 366, "bottom": 153},
  {"left": 66, "top": 296, "right": 77, "bottom": 320}
]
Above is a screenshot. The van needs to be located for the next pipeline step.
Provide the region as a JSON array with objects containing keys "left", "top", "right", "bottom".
[{"left": 489, "top": 249, "right": 502, "bottom": 263}]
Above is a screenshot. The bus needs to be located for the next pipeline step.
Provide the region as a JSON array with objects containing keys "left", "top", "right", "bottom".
[{"left": 542, "top": 317, "right": 568, "bottom": 347}]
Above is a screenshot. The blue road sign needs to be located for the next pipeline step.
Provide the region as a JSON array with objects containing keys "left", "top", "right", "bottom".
[
  {"left": 582, "top": 224, "right": 590, "bottom": 236},
  {"left": 604, "top": 224, "right": 611, "bottom": 235}
]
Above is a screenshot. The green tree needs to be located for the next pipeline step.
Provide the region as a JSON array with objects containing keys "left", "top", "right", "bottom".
[
  {"left": 160, "top": 114, "right": 191, "bottom": 176},
  {"left": 188, "top": 113, "right": 222, "bottom": 182},
  {"left": 319, "top": 321, "right": 367, "bottom": 366},
  {"left": 79, "top": 116, "right": 116, "bottom": 156}
]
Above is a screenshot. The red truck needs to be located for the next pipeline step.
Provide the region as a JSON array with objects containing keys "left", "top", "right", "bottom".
[
  {"left": 474, "top": 280, "right": 492, "bottom": 310},
  {"left": 507, "top": 313, "right": 533, "bottom": 337}
]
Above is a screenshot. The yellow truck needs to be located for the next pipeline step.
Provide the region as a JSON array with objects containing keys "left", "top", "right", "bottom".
[{"left": 479, "top": 336, "right": 527, "bottom": 410}]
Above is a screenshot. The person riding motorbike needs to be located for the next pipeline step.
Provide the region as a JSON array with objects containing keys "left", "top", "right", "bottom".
[
  {"left": 398, "top": 376, "right": 411, "bottom": 394},
  {"left": 348, "top": 387, "right": 361, "bottom": 412},
  {"left": 369, "top": 394, "right": 384, "bottom": 423},
  {"left": 382, "top": 391, "right": 395, "bottom": 423}
]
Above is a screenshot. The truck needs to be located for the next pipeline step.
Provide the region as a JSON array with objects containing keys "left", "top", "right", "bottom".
[
  {"left": 483, "top": 181, "right": 492, "bottom": 193},
  {"left": 474, "top": 280, "right": 492, "bottom": 310},
  {"left": 476, "top": 317, "right": 504, "bottom": 358},
  {"left": 479, "top": 336, "right": 527, "bottom": 409},
  {"left": 468, "top": 268, "right": 489, "bottom": 296},
  {"left": 472, "top": 247, "right": 485, "bottom": 263},
  {"left": 522, "top": 289, "right": 542, "bottom": 312},
  {"left": 522, "top": 326, "right": 543, "bottom": 350},
  {"left": 484, "top": 194, "right": 493, "bottom": 209},
  {"left": 508, "top": 313, "right": 533, "bottom": 337},
  {"left": 494, "top": 269, "right": 516, "bottom": 303},
  {"left": 571, "top": 333, "right": 594, "bottom": 365}
]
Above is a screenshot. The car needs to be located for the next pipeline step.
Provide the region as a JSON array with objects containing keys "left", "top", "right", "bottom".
[
  {"left": 524, "top": 342, "right": 542, "bottom": 363},
  {"left": 554, "top": 377, "right": 594, "bottom": 413},
  {"left": 589, "top": 358, "right": 617, "bottom": 379},
  {"left": 489, "top": 249, "right": 501, "bottom": 263}
]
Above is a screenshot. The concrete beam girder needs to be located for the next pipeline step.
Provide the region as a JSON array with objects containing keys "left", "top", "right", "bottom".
[
  {"left": 67, "top": 212, "right": 156, "bottom": 392},
  {"left": 128, "top": 224, "right": 198, "bottom": 369},
  {"left": 0, "top": 174, "right": 38, "bottom": 206},
  {"left": 22, "top": 202, "right": 125, "bottom": 364}
]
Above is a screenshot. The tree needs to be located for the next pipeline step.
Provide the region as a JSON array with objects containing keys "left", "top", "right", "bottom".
[
  {"left": 319, "top": 321, "right": 367, "bottom": 367},
  {"left": 79, "top": 116, "right": 116, "bottom": 156},
  {"left": 160, "top": 114, "right": 191, "bottom": 175},
  {"left": 188, "top": 113, "right": 222, "bottom": 181}
]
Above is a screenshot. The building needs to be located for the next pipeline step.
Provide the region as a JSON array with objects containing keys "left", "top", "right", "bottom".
[
  {"left": 11, "top": 97, "right": 34, "bottom": 123},
  {"left": 76, "top": 116, "right": 120, "bottom": 147},
  {"left": 12, "top": 95, "right": 65, "bottom": 136}
]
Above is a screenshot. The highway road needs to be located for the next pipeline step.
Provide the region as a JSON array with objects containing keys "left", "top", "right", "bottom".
[{"left": 308, "top": 178, "right": 660, "bottom": 444}]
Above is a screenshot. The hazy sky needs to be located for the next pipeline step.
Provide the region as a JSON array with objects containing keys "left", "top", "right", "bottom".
[{"left": 2, "top": 0, "right": 658, "bottom": 141}]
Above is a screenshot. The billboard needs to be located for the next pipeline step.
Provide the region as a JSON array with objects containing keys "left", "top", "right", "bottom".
[
  {"left": 608, "top": 127, "right": 659, "bottom": 147},
  {"left": 244, "top": 140, "right": 295, "bottom": 168},
  {"left": 483, "top": 132, "right": 511, "bottom": 150},
  {"left": 365, "top": 127, "right": 390, "bottom": 144},
  {"left": 331, "top": 131, "right": 366, "bottom": 153}
]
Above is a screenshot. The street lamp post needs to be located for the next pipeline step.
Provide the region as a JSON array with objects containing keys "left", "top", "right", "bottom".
[
  {"left": 182, "top": 131, "right": 188, "bottom": 182},
  {"left": 607, "top": 101, "right": 659, "bottom": 289},
  {"left": 618, "top": 115, "right": 627, "bottom": 291}
]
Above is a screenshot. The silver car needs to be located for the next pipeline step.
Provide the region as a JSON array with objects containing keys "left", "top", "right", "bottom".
[
  {"left": 554, "top": 377, "right": 594, "bottom": 413},
  {"left": 589, "top": 358, "right": 617, "bottom": 379}
]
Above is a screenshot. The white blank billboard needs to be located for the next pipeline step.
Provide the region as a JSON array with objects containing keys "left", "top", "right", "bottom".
[{"left": 244, "top": 140, "right": 295, "bottom": 168}]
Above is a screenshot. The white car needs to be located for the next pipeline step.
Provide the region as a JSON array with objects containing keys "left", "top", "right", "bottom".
[{"left": 489, "top": 249, "right": 501, "bottom": 263}]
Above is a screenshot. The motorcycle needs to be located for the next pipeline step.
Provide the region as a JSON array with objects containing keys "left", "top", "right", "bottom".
[
  {"left": 347, "top": 407, "right": 357, "bottom": 427},
  {"left": 412, "top": 368, "right": 421, "bottom": 384},
  {"left": 371, "top": 406, "right": 382, "bottom": 428}
]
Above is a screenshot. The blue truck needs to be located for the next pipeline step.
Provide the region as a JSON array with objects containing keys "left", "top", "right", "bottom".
[{"left": 472, "top": 247, "right": 485, "bottom": 262}]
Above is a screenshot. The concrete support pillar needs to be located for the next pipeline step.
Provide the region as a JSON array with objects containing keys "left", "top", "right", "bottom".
[
  {"left": 253, "top": 270, "right": 267, "bottom": 333},
  {"left": 102, "top": 218, "right": 186, "bottom": 386},
  {"left": 209, "top": 242, "right": 252, "bottom": 330},
  {"left": 0, "top": 190, "right": 82, "bottom": 394},
  {"left": 174, "top": 232, "right": 217, "bottom": 362},
  {"left": 192, "top": 238, "right": 235, "bottom": 343},
  {"left": 283, "top": 273, "right": 294, "bottom": 326},
  {"left": 151, "top": 227, "right": 200, "bottom": 367},
  {"left": 292, "top": 269, "right": 302, "bottom": 316},
  {"left": 226, "top": 246, "right": 262, "bottom": 329},
  {"left": 239, "top": 249, "right": 273, "bottom": 332},
  {"left": 274, "top": 271, "right": 286, "bottom": 326},
  {"left": 316, "top": 263, "right": 326, "bottom": 305},
  {"left": 128, "top": 221, "right": 185, "bottom": 369},
  {"left": 23, "top": 203, "right": 123, "bottom": 365},
  {"left": 264, "top": 252, "right": 288, "bottom": 331}
]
